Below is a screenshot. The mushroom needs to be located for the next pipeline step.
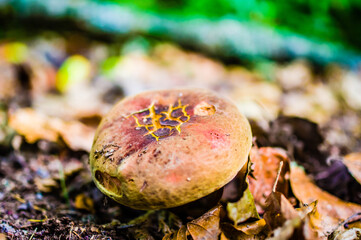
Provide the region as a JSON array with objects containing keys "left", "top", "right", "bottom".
[{"left": 89, "top": 89, "right": 252, "bottom": 210}]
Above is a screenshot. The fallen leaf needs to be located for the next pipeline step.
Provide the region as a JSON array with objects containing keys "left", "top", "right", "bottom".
[
  {"left": 343, "top": 153, "right": 361, "bottom": 184},
  {"left": 174, "top": 226, "right": 188, "bottom": 240},
  {"left": 220, "top": 232, "right": 228, "bottom": 240},
  {"left": 187, "top": 206, "right": 222, "bottom": 240},
  {"left": 263, "top": 189, "right": 322, "bottom": 239},
  {"left": 166, "top": 206, "right": 222, "bottom": 240},
  {"left": 263, "top": 192, "right": 298, "bottom": 230},
  {"left": 290, "top": 164, "right": 361, "bottom": 235},
  {"left": 8, "top": 108, "right": 95, "bottom": 151},
  {"left": 221, "top": 223, "right": 265, "bottom": 240},
  {"left": 248, "top": 147, "right": 290, "bottom": 212},
  {"left": 301, "top": 203, "right": 323, "bottom": 240},
  {"left": 266, "top": 217, "right": 303, "bottom": 240},
  {"left": 233, "top": 219, "right": 266, "bottom": 235},
  {"left": 9, "top": 108, "right": 58, "bottom": 143},
  {"left": 227, "top": 187, "right": 260, "bottom": 225}
]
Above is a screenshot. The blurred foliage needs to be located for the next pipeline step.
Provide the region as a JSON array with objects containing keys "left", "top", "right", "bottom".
[
  {"left": 1, "top": 0, "right": 360, "bottom": 66},
  {"left": 56, "top": 55, "right": 91, "bottom": 93},
  {"left": 105, "top": 0, "right": 361, "bottom": 50},
  {"left": 2, "top": 42, "right": 28, "bottom": 64}
]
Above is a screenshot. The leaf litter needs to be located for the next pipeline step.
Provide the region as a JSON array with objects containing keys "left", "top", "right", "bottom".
[{"left": 1, "top": 34, "right": 361, "bottom": 239}]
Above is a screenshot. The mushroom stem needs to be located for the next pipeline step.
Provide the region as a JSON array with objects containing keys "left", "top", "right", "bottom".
[{"left": 169, "top": 188, "right": 224, "bottom": 220}]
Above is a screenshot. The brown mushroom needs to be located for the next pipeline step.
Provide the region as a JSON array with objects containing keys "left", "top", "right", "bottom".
[{"left": 89, "top": 89, "right": 252, "bottom": 210}]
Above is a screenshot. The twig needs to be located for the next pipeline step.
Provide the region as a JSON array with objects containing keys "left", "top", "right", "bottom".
[
  {"left": 72, "top": 230, "right": 82, "bottom": 239},
  {"left": 272, "top": 161, "right": 284, "bottom": 193},
  {"left": 28, "top": 227, "right": 37, "bottom": 240},
  {"left": 332, "top": 212, "right": 361, "bottom": 233}
]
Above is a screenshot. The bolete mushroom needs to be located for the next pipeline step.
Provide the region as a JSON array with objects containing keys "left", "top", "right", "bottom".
[{"left": 90, "top": 89, "right": 252, "bottom": 210}]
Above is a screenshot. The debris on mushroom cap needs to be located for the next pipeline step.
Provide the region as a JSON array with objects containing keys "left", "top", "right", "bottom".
[{"left": 89, "top": 89, "right": 252, "bottom": 210}]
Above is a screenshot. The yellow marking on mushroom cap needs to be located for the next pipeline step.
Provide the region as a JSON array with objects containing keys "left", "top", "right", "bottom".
[{"left": 128, "top": 100, "right": 190, "bottom": 141}]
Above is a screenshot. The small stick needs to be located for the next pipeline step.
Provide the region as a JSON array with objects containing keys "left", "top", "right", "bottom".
[
  {"left": 272, "top": 161, "right": 284, "bottom": 193},
  {"left": 28, "top": 227, "right": 37, "bottom": 240},
  {"left": 72, "top": 231, "right": 82, "bottom": 239}
]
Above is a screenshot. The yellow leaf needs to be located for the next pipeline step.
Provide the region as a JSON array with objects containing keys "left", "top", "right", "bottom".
[{"left": 227, "top": 187, "right": 259, "bottom": 225}]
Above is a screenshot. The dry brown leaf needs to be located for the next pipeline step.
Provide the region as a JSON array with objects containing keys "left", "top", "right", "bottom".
[
  {"left": 9, "top": 108, "right": 58, "bottom": 143},
  {"left": 344, "top": 153, "right": 361, "bottom": 184},
  {"left": 290, "top": 164, "right": 361, "bottom": 235},
  {"left": 266, "top": 217, "right": 303, "bottom": 240},
  {"left": 162, "top": 234, "right": 172, "bottom": 240},
  {"left": 8, "top": 108, "right": 95, "bottom": 151},
  {"left": 221, "top": 222, "right": 265, "bottom": 240},
  {"left": 220, "top": 232, "right": 229, "bottom": 240},
  {"left": 264, "top": 192, "right": 299, "bottom": 230},
  {"left": 174, "top": 226, "right": 188, "bottom": 240},
  {"left": 165, "top": 206, "right": 221, "bottom": 240},
  {"left": 263, "top": 192, "right": 323, "bottom": 239},
  {"left": 187, "top": 206, "right": 221, "bottom": 240},
  {"left": 233, "top": 219, "right": 266, "bottom": 235},
  {"left": 248, "top": 147, "right": 290, "bottom": 212}
]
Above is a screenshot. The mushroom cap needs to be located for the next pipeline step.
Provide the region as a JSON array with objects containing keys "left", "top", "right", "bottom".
[{"left": 90, "top": 89, "right": 252, "bottom": 210}]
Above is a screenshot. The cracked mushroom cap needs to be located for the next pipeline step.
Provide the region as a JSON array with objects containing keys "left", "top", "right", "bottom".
[{"left": 90, "top": 89, "right": 252, "bottom": 210}]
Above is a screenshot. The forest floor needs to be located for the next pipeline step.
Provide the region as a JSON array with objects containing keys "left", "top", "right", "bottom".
[{"left": 1, "top": 32, "right": 361, "bottom": 239}]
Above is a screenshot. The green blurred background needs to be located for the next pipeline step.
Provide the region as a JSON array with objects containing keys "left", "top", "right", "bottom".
[
  {"left": 107, "top": 0, "right": 361, "bottom": 48},
  {"left": 1, "top": 0, "right": 361, "bottom": 66}
]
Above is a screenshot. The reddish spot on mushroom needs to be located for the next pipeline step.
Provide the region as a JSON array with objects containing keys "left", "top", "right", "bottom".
[
  {"left": 165, "top": 172, "right": 183, "bottom": 183},
  {"left": 207, "top": 130, "right": 229, "bottom": 149}
]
